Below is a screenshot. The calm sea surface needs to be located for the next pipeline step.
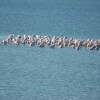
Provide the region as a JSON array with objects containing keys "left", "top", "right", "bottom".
[{"left": 0, "top": 0, "right": 100, "bottom": 100}]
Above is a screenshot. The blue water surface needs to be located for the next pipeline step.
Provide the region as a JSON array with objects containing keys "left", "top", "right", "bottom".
[{"left": 0, "top": 0, "right": 100, "bottom": 100}]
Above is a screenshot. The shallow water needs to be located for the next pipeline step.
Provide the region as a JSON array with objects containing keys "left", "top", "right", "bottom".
[{"left": 0, "top": 0, "right": 100, "bottom": 100}]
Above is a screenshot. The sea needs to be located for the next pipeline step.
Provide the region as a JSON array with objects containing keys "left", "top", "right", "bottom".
[{"left": 0, "top": 0, "right": 100, "bottom": 100}]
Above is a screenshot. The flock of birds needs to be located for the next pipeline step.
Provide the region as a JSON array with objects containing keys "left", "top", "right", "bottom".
[{"left": 0, "top": 34, "right": 100, "bottom": 50}]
